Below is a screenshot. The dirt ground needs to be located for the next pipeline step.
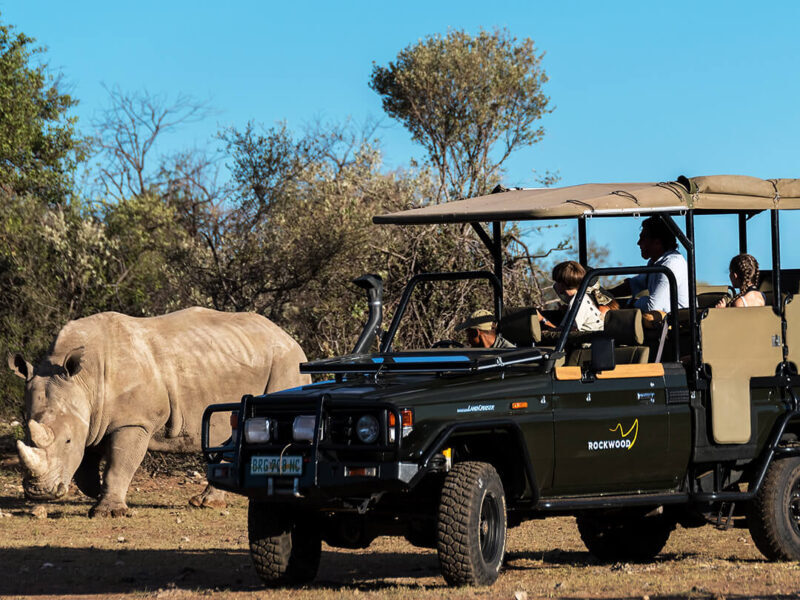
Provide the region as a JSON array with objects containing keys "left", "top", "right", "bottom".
[{"left": 1, "top": 431, "right": 799, "bottom": 600}]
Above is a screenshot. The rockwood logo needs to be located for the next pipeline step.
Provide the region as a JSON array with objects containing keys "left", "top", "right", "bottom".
[
  {"left": 587, "top": 419, "right": 639, "bottom": 451},
  {"left": 456, "top": 404, "right": 495, "bottom": 414}
]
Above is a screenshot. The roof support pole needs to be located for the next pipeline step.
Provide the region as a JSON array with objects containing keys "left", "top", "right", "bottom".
[
  {"left": 492, "top": 221, "right": 504, "bottom": 313},
  {"left": 738, "top": 213, "right": 748, "bottom": 253},
  {"left": 771, "top": 210, "right": 782, "bottom": 311},
  {"left": 683, "top": 211, "right": 699, "bottom": 386},
  {"left": 578, "top": 218, "right": 588, "bottom": 267},
  {"left": 661, "top": 214, "right": 691, "bottom": 251},
  {"left": 470, "top": 221, "right": 504, "bottom": 317},
  {"left": 470, "top": 221, "right": 494, "bottom": 252}
]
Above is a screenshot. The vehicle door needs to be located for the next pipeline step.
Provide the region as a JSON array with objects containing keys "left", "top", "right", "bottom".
[{"left": 550, "top": 362, "right": 687, "bottom": 495}]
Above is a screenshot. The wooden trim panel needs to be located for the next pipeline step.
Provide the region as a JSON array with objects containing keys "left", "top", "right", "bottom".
[{"left": 554, "top": 363, "right": 665, "bottom": 381}]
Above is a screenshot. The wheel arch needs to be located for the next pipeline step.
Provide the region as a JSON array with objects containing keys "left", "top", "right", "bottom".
[{"left": 412, "top": 419, "right": 539, "bottom": 505}]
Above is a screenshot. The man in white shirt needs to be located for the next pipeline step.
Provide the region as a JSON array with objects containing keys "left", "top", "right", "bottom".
[{"left": 610, "top": 216, "right": 689, "bottom": 313}]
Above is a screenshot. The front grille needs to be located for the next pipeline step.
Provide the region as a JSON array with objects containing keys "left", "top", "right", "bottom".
[{"left": 327, "top": 413, "right": 354, "bottom": 445}]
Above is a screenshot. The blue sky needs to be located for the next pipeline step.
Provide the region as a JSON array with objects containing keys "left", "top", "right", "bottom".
[{"left": 2, "top": 1, "right": 799, "bottom": 284}]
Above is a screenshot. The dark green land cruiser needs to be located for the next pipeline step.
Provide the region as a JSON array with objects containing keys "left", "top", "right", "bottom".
[{"left": 202, "top": 175, "right": 800, "bottom": 587}]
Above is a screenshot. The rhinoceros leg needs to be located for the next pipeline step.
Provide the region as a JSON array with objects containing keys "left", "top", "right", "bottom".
[
  {"left": 188, "top": 483, "right": 227, "bottom": 509},
  {"left": 73, "top": 449, "right": 103, "bottom": 499},
  {"left": 90, "top": 426, "right": 150, "bottom": 518}
]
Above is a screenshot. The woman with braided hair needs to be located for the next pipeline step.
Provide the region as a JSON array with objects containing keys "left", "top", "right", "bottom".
[{"left": 715, "top": 254, "right": 766, "bottom": 308}]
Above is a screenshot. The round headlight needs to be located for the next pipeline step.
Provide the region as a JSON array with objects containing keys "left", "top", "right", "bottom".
[{"left": 356, "top": 415, "right": 380, "bottom": 444}]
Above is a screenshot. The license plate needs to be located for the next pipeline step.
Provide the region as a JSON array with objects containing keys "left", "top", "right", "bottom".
[{"left": 250, "top": 455, "right": 303, "bottom": 476}]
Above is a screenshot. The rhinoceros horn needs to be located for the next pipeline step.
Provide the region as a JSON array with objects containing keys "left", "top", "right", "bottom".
[
  {"left": 28, "top": 419, "right": 54, "bottom": 448},
  {"left": 17, "top": 440, "right": 48, "bottom": 477}
]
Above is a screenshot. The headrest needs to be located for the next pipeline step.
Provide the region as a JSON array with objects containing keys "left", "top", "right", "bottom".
[
  {"left": 603, "top": 309, "right": 643, "bottom": 346},
  {"left": 498, "top": 308, "right": 542, "bottom": 346},
  {"left": 696, "top": 285, "right": 729, "bottom": 295}
]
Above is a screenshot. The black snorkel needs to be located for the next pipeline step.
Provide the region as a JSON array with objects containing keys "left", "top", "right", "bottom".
[{"left": 352, "top": 274, "right": 383, "bottom": 354}]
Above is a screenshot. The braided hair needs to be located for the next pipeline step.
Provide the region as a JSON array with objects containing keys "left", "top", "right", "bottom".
[{"left": 729, "top": 253, "right": 760, "bottom": 292}]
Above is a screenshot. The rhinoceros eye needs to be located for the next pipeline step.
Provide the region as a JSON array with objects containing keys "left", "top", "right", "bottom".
[{"left": 66, "top": 439, "right": 71, "bottom": 444}]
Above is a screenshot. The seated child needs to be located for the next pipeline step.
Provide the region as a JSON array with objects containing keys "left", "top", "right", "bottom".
[
  {"left": 539, "top": 261, "right": 605, "bottom": 332},
  {"left": 714, "top": 254, "right": 766, "bottom": 308}
]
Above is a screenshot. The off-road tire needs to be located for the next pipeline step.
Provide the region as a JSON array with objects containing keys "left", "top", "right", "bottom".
[
  {"left": 576, "top": 510, "right": 674, "bottom": 562},
  {"left": 437, "top": 461, "right": 507, "bottom": 586},
  {"left": 247, "top": 501, "right": 321, "bottom": 585},
  {"left": 748, "top": 456, "right": 800, "bottom": 561}
]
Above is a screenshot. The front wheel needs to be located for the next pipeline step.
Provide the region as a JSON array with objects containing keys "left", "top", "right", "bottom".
[
  {"left": 748, "top": 456, "right": 800, "bottom": 560},
  {"left": 248, "top": 501, "right": 321, "bottom": 585},
  {"left": 437, "top": 461, "right": 507, "bottom": 586},
  {"left": 576, "top": 509, "right": 674, "bottom": 562}
]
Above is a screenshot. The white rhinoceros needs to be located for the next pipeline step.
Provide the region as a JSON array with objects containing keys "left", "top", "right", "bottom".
[{"left": 9, "top": 307, "right": 310, "bottom": 517}]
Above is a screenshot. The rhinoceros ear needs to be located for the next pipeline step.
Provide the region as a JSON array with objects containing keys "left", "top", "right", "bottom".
[
  {"left": 7, "top": 353, "right": 34, "bottom": 382},
  {"left": 63, "top": 347, "right": 85, "bottom": 378}
]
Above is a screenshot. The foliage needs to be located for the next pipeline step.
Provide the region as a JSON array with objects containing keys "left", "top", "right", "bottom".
[
  {"left": 101, "top": 192, "right": 192, "bottom": 316},
  {"left": 0, "top": 18, "right": 85, "bottom": 205},
  {"left": 370, "top": 27, "right": 551, "bottom": 201},
  {"left": 0, "top": 21, "right": 573, "bottom": 418},
  {"left": 0, "top": 191, "right": 114, "bottom": 414},
  {"left": 209, "top": 121, "right": 549, "bottom": 356}
]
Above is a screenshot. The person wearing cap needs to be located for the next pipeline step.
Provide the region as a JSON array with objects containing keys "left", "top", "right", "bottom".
[{"left": 456, "top": 309, "right": 516, "bottom": 349}]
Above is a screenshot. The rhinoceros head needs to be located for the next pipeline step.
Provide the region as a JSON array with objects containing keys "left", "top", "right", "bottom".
[{"left": 9, "top": 349, "right": 91, "bottom": 501}]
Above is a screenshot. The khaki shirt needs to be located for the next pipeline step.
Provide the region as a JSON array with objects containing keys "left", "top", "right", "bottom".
[{"left": 491, "top": 334, "right": 516, "bottom": 349}]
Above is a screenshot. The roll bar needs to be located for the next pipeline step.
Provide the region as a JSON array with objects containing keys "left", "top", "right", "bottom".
[
  {"left": 554, "top": 265, "right": 681, "bottom": 363},
  {"left": 380, "top": 271, "right": 502, "bottom": 354}
]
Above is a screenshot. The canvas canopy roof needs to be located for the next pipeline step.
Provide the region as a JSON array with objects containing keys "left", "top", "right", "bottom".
[{"left": 373, "top": 175, "right": 800, "bottom": 225}]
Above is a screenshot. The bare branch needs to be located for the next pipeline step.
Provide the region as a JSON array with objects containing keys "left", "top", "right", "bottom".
[{"left": 92, "top": 86, "right": 215, "bottom": 200}]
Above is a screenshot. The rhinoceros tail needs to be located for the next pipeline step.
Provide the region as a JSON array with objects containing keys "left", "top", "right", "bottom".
[{"left": 165, "top": 407, "right": 185, "bottom": 439}]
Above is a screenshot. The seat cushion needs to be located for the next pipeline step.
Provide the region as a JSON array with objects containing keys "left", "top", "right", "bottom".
[{"left": 604, "top": 309, "right": 644, "bottom": 345}]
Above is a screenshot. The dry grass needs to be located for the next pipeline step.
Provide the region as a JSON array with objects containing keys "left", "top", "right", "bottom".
[{"left": 1, "top": 428, "right": 799, "bottom": 599}]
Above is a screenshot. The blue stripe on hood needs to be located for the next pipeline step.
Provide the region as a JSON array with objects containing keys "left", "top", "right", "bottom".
[{"left": 371, "top": 355, "right": 470, "bottom": 364}]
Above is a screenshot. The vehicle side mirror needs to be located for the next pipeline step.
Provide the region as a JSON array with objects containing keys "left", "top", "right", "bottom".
[{"left": 591, "top": 337, "right": 616, "bottom": 373}]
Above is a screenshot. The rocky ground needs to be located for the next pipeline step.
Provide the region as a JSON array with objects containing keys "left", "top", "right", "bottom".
[{"left": 1, "top": 420, "right": 799, "bottom": 600}]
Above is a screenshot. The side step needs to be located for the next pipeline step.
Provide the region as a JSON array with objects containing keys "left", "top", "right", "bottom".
[{"left": 537, "top": 491, "right": 689, "bottom": 511}]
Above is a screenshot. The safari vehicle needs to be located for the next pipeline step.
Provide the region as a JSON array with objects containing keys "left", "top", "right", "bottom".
[{"left": 202, "top": 175, "right": 800, "bottom": 587}]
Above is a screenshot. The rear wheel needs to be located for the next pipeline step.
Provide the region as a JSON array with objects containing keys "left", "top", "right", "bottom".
[
  {"left": 437, "top": 461, "right": 507, "bottom": 586},
  {"left": 576, "top": 509, "right": 674, "bottom": 562},
  {"left": 748, "top": 456, "right": 800, "bottom": 560},
  {"left": 248, "top": 501, "right": 321, "bottom": 585}
]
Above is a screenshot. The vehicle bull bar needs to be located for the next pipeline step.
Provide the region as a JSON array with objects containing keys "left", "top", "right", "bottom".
[
  {"left": 201, "top": 394, "right": 407, "bottom": 487},
  {"left": 201, "top": 402, "right": 242, "bottom": 463}
]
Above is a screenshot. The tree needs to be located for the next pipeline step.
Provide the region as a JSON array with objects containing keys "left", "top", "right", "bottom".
[
  {"left": 212, "top": 120, "right": 549, "bottom": 357},
  {"left": 101, "top": 192, "right": 192, "bottom": 316},
  {"left": 87, "top": 87, "right": 222, "bottom": 317},
  {"left": 370, "top": 28, "right": 551, "bottom": 201},
  {"left": 0, "top": 17, "right": 85, "bottom": 204},
  {"left": 92, "top": 87, "right": 214, "bottom": 201},
  {"left": 0, "top": 190, "right": 117, "bottom": 415}
]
